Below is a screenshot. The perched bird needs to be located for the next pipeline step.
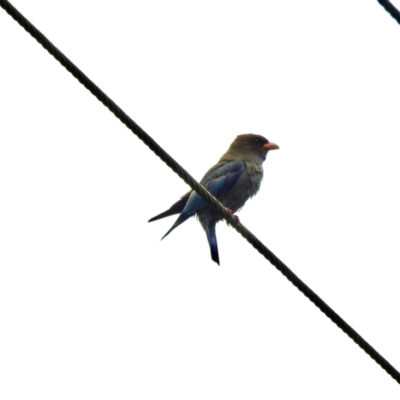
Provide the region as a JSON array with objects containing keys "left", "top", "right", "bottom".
[{"left": 148, "top": 134, "right": 279, "bottom": 265}]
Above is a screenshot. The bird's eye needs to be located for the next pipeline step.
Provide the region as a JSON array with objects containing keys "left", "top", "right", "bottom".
[{"left": 253, "top": 138, "right": 261, "bottom": 144}]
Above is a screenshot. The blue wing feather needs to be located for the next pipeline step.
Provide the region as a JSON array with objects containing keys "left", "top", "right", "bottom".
[
  {"left": 160, "top": 160, "right": 244, "bottom": 239},
  {"left": 182, "top": 160, "right": 244, "bottom": 214}
]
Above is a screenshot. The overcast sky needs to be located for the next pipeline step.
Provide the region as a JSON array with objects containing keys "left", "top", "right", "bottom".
[{"left": 1, "top": 0, "right": 400, "bottom": 398}]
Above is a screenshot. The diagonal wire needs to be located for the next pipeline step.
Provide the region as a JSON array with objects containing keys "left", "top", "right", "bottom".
[
  {"left": 1, "top": 0, "right": 400, "bottom": 385},
  {"left": 378, "top": 0, "right": 400, "bottom": 24}
]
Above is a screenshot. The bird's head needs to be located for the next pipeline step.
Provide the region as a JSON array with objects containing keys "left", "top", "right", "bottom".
[{"left": 225, "top": 134, "right": 279, "bottom": 162}]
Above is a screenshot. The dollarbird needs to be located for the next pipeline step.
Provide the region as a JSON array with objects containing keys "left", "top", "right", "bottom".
[{"left": 148, "top": 134, "right": 279, "bottom": 265}]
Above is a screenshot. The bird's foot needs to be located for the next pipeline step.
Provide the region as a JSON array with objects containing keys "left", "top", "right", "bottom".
[{"left": 225, "top": 208, "right": 240, "bottom": 226}]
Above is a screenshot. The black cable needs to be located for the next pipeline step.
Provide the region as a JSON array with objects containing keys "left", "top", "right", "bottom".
[
  {"left": 1, "top": 0, "right": 399, "bottom": 385},
  {"left": 378, "top": 0, "right": 400, "bottom": 24}
]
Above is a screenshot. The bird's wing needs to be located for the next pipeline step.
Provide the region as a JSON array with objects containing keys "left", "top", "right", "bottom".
[
  {"left": 182, "top": 160, "right": 245, "bottom": 214},
  {"left": 148, "top": 191, "right": 191, "bottom": 222},
  {"left": 160, "top": 160, "right": 244, "bottom": 240}
]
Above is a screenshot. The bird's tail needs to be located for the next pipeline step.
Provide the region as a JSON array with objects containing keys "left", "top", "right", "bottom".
[{"left": 205, "top": 223, "right": 219, "bottom": 265}]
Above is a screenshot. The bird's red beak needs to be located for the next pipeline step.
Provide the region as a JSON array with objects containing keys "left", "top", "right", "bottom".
[{"left": 263, "top": 142, "right": 279, "bottom": 151}]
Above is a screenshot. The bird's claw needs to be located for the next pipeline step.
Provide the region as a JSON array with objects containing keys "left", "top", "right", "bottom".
[{"left": 225, "top": 208, "right": 240, "bottom": 226}]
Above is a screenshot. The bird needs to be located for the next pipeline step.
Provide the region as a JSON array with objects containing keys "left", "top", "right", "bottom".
[{"left": 148, "top": 134, "right": 279, "bottom": 265}]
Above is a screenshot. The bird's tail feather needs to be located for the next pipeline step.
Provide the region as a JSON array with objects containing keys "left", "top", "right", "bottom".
[{"left": 205, "top": 223, "right": 219, "bottom": 265}]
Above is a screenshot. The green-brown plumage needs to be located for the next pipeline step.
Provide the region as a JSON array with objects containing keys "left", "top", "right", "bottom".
[{"left": 149, "top": 134, "right": 279, "bottom": 265}]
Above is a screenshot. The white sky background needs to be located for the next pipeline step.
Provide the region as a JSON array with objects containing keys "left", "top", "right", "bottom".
[{"left": 1, "top": 0, "right": 400, "bottom": 398}]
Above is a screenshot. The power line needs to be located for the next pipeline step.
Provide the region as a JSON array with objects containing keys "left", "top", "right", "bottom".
[
  {"left": 378, "top": 0, "right": 400, "bottom": 24},
  {"left": 1, "top": 0, "right": 399, "bottom": 385}
]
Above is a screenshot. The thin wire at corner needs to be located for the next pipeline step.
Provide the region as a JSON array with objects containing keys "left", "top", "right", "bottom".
[{"left": 378, "top": 0, "right": 400, "bottom": 24}]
